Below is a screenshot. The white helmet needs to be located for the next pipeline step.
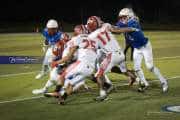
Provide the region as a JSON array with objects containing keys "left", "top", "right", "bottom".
[
  {"left": 119, "top": 8, "right": 134, "bottom": 18},
  {"left": 46, "top": 19, "right": 58, "bottom": 28}
]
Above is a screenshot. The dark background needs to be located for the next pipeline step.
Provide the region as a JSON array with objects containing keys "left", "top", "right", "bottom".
[{"left": 0, "top": 0, "right": 180, "bottom": 32}]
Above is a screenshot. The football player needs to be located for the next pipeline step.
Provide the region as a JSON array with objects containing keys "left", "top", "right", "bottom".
[
  {"left": 117, "top": 8, "right": 168, "bottom": 92},
  {"left": 44, "top": 25, "right": 98, "bottom": 104},
  {"left": 32, "top": 32, "right": 70, "bottom": 95},
  {"left": 86, "top": 16, "right": 137, "bottom": 101},
  {"left": 35, "top": 19, "right": 63, "bottom": 79}
]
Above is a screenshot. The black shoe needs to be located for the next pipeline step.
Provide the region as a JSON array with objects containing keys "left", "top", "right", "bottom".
[
  {"left": 57, "top": 93, "right": 67, "bottom": 105},
  {"left": 138, "top": 85, "right": 148, "bottom": 92}
]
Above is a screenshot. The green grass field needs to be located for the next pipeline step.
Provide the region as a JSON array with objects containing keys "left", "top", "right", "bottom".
[{"left": 0, "top": 32, "right": 180, "bottom": 120}]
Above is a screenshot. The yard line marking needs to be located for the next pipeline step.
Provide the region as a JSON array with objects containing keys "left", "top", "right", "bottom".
[
  {"left": 0, "top": 71, "right": 37, "bottom": 77},
  {"left": 154, "top": 56, "right": 180, "bottom": 60},
  {"left": 116, "top": 75, "right": 180, "bottom": 86},
  {"left": 0, "top": 55, "right": 180, "bottom": 78},
  {"left": 0, "top": 75, "right": 180, "bottom": 105},
  {"left": 0, "top": 96, "right": 43, "bottom": 104}
]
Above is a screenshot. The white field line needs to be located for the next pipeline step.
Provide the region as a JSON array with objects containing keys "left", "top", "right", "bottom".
[
  {"left": 154, "top": 56, "right": 180, "bottom": 60},
  {"left": 0, "top": 75, "right": 180, "bottom": 105},
  {"left": 0, "top": 55, "right": 180, "bottom": 78},
  {"left": 0, "top": 71, "right": 37, "bottom": 77},
  {"left": 117, "top": 75, "right": 180, "bottom": 86},
  {"left": 0, "top": 96, "right": 43, "bottom": 104}
]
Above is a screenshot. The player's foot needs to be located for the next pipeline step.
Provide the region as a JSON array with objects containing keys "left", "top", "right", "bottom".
[
  {"left": 32, "top": 88, "right": 47, "bottom": 95},
  {"left": 138, "top": 83, "right": 149, "bottom": 92},
  {"left": 44, "top": 92, "right": 59, "bottom": 98},
  {"left": 161, "top": 82, "right": 168, "bottom": 93},
  {"left": 57, "top": 93, "right": 67, "bottom": 105},
  {"left": 35, "top": 72, "right": 45, "bottom": 79}
]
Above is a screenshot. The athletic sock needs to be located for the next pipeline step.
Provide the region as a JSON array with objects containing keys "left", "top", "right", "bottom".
[
  {"left": 44, "top": 80, "right": 53, "bottom": 90},
  {"left": 152, "top": 67, "right": 167, "bottom": 84}
]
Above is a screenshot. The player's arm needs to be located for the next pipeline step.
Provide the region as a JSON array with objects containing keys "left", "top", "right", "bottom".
[
  {"left": 111, "top": 26, "right": 138, "bottom": 33},
  {"left": 51, "top": 46, "right": 78, "bottom": 67}
]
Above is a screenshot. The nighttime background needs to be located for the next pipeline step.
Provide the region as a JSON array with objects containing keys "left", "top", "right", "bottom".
[{"left": 0, "top": 0, "right": 180, "bottom": 32}]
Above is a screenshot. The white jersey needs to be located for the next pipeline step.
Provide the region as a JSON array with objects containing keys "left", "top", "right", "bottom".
[
  {"left": 62, "top": 36, "right": 79, "bottom": 60},
  {"left": 88, "top": 23, "right": 122, "bottom": 52},
  {"left": 73, "top": 34, "right": 98, "bottom": 68}
]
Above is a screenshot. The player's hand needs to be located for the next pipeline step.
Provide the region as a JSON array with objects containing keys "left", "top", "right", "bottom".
[{"left": 51, "top": 61, "right": 58, "bottom": 68}]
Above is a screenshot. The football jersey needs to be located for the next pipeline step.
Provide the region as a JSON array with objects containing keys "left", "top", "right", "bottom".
[
  {"left": 74, "top": 35, "right": 97, "bottom": 66},
  {"left": 62, "top": 36, "right": 78, "bottom": 59},
  {"left": 42, "top": 28, "right": 62, "bottom": 45},
  {"left": 88, "top": 23, "right": 121, "bottom": 52},
  {"left": 116, "top": 18, "right": 148, "bottom": 49}
]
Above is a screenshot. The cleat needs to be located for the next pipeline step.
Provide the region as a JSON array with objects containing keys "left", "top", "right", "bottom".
[
  {"left": 32, "top": 88, "right": 47, "bottom": 95},
  {"left": 138, "top": 84, "right": 148, "bottom": 92},
  {"left": 57, "top": 93, "right": 67, "bottom": 105}
]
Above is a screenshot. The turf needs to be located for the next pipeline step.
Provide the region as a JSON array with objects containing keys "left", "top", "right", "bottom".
[{"left": 0, "top": 31, "right": 180, "bottom": 120}]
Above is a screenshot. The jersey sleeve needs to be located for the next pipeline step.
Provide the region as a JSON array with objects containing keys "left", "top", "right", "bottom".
[
  {"left": 102, "top": 23, "right": 112, "bottom": 31},
  {"left": 127, "top": 19, "right": 139, "bottom": 29}
]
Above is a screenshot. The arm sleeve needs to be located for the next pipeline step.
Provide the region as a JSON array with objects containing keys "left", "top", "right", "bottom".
[{"left": 127, "top": 19, "right": 139, "bottom": 28}]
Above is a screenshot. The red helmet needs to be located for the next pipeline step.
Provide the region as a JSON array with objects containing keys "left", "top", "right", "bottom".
[
  {"left": 87, "top": 16, "right": 103, "bottom": 32},
  {"left": 74, "top": 24, "right": 88, "bottom": 36}
]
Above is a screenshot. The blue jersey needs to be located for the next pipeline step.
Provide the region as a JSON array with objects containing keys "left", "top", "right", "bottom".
[
  {"left": 42, "top": 28, "right": 62, "bottom": 45},
  {"left": 116, "top": 18, "right": 148, "bottom": 49},
  {"left": 116, "top": 22, "right": 131, "bottom": 44}
]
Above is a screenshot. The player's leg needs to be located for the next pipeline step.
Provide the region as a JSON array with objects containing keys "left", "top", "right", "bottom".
[
  {"left": 32, "top": 67, "right": 59, "bottom": 94},
  {"left": 95, "top": 53, "right": 113, "bottom": 92},
  {"left": 130, "top": 46, "right": 134, "bottom": 61},
  {"left": 95, "top": 53, "right": 114, "bottom": 100},
  {"left": 143, "top": 42, "right": 168, "bottom": 92},
  {"left": 43, "top": 61, "right": 83, "bottom": 100},
  {"left": 60, "top": 62, "right": 94, "bottom": 104},
  {"left": 124, "top": 43, "right": 131, "bottom": 61},
  {"left": 35, "top": 47, "right": 52, "bottom": 79},
  {"left": 117, "top": 51, "right": 136, "bottom": 86},
  {"left": 134, "top": 49, "right": 149, "bottom": 88}
]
